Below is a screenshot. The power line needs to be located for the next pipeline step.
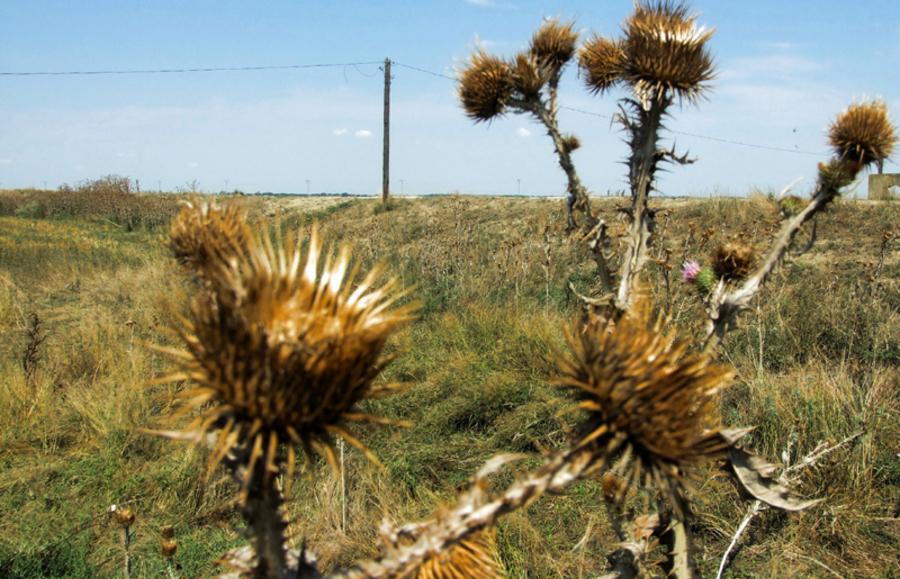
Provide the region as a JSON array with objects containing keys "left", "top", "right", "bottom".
[
  {"left": 393, "top": 62, "right": 456, "bottom": 81},
  {"left": 0, "top": 61, "right": 383, "bottom": 76}
]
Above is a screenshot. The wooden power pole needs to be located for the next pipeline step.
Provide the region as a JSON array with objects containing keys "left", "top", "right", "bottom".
[{"left": 382, "top": 57, "right": 391, "bottom": 203}]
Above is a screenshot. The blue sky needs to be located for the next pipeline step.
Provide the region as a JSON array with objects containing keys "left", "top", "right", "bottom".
[{"left": 1, "top": 0, "right": 898, "bottom": 197}]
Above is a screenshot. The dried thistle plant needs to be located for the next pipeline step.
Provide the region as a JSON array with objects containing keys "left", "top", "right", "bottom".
[
  {"left": 711, "top": 241, "right": 755, "bottom": 282},
  {"left": 154, "top": 206, "right": 414, "bottom": 577},
  {"left": 410, "top": 529, "right": 504, "bottom": 579},
  {"left": 170, "top": 200, "right": 249, "bottom": 274},
  {"left": 829, "top": 99, "right": 896, "bottom": 167},
  {"left": 555, "top": 294, "right": 734, "bottom": 518},
  {"left": 458, "top": 18, "right": 595, "bottom": 232}
]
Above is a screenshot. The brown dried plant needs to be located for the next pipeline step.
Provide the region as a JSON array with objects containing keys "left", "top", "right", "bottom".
[
  {"left": 555, "top": 294, "right": 734, "bottom": 518},
  {"left": 410, "top": 530, "right": 504, "bottom": 579},
  {"left": 829, "top": 99, "right": 896, "bottom": 166},
  {"left": 458, "top": 52, "right": 512, "bottom": 123},
  {"left": 170, "top": 200, "right": 249, "bottom": 273},
  {"left": 711, "top": 241, "right": 755, "bottom": 282},
  {"left": 529, "top": 18, "right": 579, "bottom": 77}
]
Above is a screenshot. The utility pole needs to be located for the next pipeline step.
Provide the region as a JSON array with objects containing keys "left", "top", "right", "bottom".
[{"left": 382, "top": 57, "right": 391, "bottom": 204}]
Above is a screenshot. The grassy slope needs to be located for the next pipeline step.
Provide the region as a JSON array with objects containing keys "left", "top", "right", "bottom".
[{"left": 0, "top": 195, "right": 897, "bottom": 577}]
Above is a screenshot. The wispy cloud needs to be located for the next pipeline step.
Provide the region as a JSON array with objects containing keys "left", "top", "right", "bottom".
[
  {"left": 354, "top": 129, "right": 372, "bottom": 139},
  {"left": 516, "top": 127, "right": 531, "bottom": 138},
  {"left": 465, "top": 0, "right": 494, "bottom": 6},
  {"left": 332, "top": 128, "right": 348, "bottom": 136}
]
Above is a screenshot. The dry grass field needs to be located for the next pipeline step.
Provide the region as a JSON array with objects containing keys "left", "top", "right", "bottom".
[{"left": 0, "top": 190, "right": 897, "bottom": 577}]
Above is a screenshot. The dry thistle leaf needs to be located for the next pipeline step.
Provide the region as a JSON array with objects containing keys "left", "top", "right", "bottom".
[
  {"left": 458, "top": 52, "right": 513, "bottom": 122},
  {"left": 622, "top": 1, "right": 715, "bottom": 104},
  {"left": 829, "top": 99, "right": 896, "bottom": 167},
  {"left": 711, "top": 241, "right": 755, "bottom": 282},
  {"left": 412, "top": 529, "right": 505, "bottom": 579},
  {"left": 530, "top": 18, "right": 579, "bottom": 75},
  {"left": 154, "top": 220, "right": 415, "bottom": 501},
  {"left": 555, "top": 295, "right": 734, "bottom": 518},
  {"left": 579, "top": 35, "right": 627, "bottom": 94}
]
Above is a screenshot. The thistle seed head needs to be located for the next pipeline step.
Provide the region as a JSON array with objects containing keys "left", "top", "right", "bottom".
[
  {"left": 510, "top": 53, "right": 546, "bottom": 99},
  {"left": 413, "top": 529, "right": 504, "bottom": 579},
  {"left": 458, "top": 52, "right": 513, "bottom": 122},
  {"left": 622, "top": 1, "right": 715, "bottom": 103},
  {"left": 157, "top": 221, "right": 414, "bottom": 501},
  {"left": 555, "top": 296, "right": 733, "bottom": 516},
  {"left": 711, "top": 241, "right": 755, "bottom": 282},
  {"left": 579, "top": 35, "right": 627, "bottom": 94},
  {"left": 170, "top": 201, "right": 247, "bottom": 272},
  {"left": 530, "top": 18, "right": 579, "bottom": 76},
  {"left": 829, "top": 99, "right": 896, "bottom": 167}
]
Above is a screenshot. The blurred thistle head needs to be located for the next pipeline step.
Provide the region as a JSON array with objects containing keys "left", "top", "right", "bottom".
[
  {"left": 170, "top": 200, "right": 247, "bottom": 272},
  {"left": 779, "top": 195, "right": 807, "bottom": 218},
  {"left": 510, "top": 52, "right": 546, "bottom": 99},
  {"left": 156, "top": 221, "right": 415, "bottom": 501},
  {"left": 579, "top": 35, "right": 627, "bottom": 94},
  {"left": 413, "top": 529, "right": 504, "bottom": 579},
  {"left": 458, "top": 51, "right": 513, "bottom": 122},
  {"left": 555, "top": 295, "right": 733, "bottom": 517},
  {"left": 622, "top": 1, "right": 715, "bottom": 104},
  {"left": 680, "top": 259, "right": 701, "bottom": 283},
  {"left": 529, "top": 18, "right": 579, "bottom": 76},
  {"left": 695, "top": 265, "right": 717, "bottom": 295},
  {"left": 561, "top": 134, "right": 581, "bottom": 153},
  {"left": 829, "top": 99, "right": 896, "bottom": 168},
  {"left": 711, "top": 241, "right": 755, "bottom": 282}
]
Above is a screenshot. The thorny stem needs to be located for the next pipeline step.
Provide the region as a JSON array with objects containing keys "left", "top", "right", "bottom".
[
  {"left": 703, "top": 180, "right": 839, "bottom": 350},
  {"left": 243, "top": 465, "right": 289, "bottom": 579},
  {"left": 523, "top": 98, "right": 596, "bottom": 233},
  {"left": 328, "top": 446, "right": 598, "bottom": 579},
  {"left": 615, "top": 96, "right": 667, "bottom": 313}
]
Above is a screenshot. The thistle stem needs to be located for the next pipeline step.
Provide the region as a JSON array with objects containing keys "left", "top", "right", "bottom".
[
  {"left": 616, "top": 96, "right": 667, "bottom": 312},
  {"left": 242, "top": 463, "right": 289, "bottom": 579}
]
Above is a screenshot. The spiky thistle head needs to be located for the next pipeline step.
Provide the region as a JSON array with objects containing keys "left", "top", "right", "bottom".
[
  {"left": 156, "top": 219, "right": 415, "bottom": 501},
  {"left": 579, "top": 35, "right": 627, "bottom": 94},
  {"left": 555, "top": 296, "right": 733, "bottom": 517},
  {"left": 169, "top": 200, "right": 248, "bottom": 272},
  {"left": 694, "top": 265, "right": 717, "bottom": 295},
  {"left": 458, "top": 51, "right": 513, "bottom": 122},
  {"left": 829, "top": 99, "right": 896, "bottom": 167},
  {"left": 530, "top": 18, "right": 579, "bottom": 76},
  {"left": 711, "top": 241, "right": 755, "bottom": 282},
  {"left": 412, "top": 529, "right": 504, "bottom": 579},
  {"left": 510, "top": 52, "right": 546, "bottom": 99},
  {"left": 561, "top": 133, "right": 581, "bottom": 153},
  {"left": 621, "top": 1, "right": 715, "bottom": 104},
  {"left": 681, "top": 259, "right": 701, "bottom": 283}
]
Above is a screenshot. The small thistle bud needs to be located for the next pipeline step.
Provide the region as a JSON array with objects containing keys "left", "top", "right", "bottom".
[
  {"left": 681, "top": 259, "right": 701, "bottom": 283},
  {"left": 114, "top": 507, "right": 135, "bottom": 528},
  {"left": 510, "top": 53, "right": 545, "bottom": 99},
  {"left": 555, "top": 295, "right": 734, "bottom": 518},
  {"left": 529, "top": 18, "right": 579, "bottom": 75},
  {"left": 458, "top": 52, "right": 513, "bottom": 122},
  {"left": 161, "top": 539, "right": 178, "bottom": 559},
  {"left": 712, "top": 241, "right": 755, "bottom": 282},
  {"left": 829, "top": 99, "right": 896, "bottom": 167},
  {"left": 623, "top": 1, "right": 715, "bottom": 103},
  {"left": 601, "top": 472, "right": 628, "bottom": 503},
  {"left": 695, "top": 265, "right": 717, "bottom": 295},
  {"left": 415, "top": 529, "right": 504, "bottom": 579},
  {"left": 778, "top": 195, "right": 807, "bottom": 218},
  {"left": 160, "top": 525, "right": 175, "bottom": 540},
  {"left": 578, "top": 35, "right": 627, "bottom": 94},
  {"left": 561, "top": 134, "right": 581, "bottom": 153}
]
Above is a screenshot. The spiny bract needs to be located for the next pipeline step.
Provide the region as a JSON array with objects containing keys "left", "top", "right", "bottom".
[
  {"left": 458, "top": 52, "right": 513, "bottom": 122},
  {"left": 829, "top": 99, "right": 896, "bottom": 167},
  {"left": 157, "top": 214, "right": 414, "bottom": 501},
  {"left": 411, "top": 529, "right": 505, "bottom": 579},
  {"left": 579, "top": 35, "right": 627, "bottom": 95},
  {"left": 555, "top": 296, "right": 733, "bottom": 517}
]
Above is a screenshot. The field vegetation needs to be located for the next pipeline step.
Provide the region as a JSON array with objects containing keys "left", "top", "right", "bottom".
[{"left": 0, "top": 189, "right": 896, "bottom": 577}]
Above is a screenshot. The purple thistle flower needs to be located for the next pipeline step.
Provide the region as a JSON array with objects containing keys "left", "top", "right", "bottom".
[{"left": 682, "top": 260, "right": 701, "bottom": 283}]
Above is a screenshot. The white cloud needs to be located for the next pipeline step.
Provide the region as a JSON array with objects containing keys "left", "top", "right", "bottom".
[
  {"left": 354, "top": 129, "right": 372, "bottom": 139},
  {"left": 333, "top": 128, "right": 348, "bottom": 136},
  {"left": 516, "top": 127, "right": 531, "bottom": 138}
]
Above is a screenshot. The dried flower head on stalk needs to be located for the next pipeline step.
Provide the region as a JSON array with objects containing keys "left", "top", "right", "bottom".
[
  {"left": 530, "top": 18, "right": 579, "bottom": 76},
  {"left": 458, "top": 52, "right": 513, "bottom": 122},
  {"left": 556, "top": 295, "right": 733, "bottom": 517},
  {"left": 712, "top": 241, "right": 755, "bottom": 282},
  {"left": 154, "top": 211, "right": 414, "bottom": 500},
  {"left": 170, "top": 201, "right": 248, "bottom": 272},
  {"left": 580, "top": 1, "right": 714, "bottom": 105},
  {"left": 829, "top": 99, "right": 896, "bottom": 167}
]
